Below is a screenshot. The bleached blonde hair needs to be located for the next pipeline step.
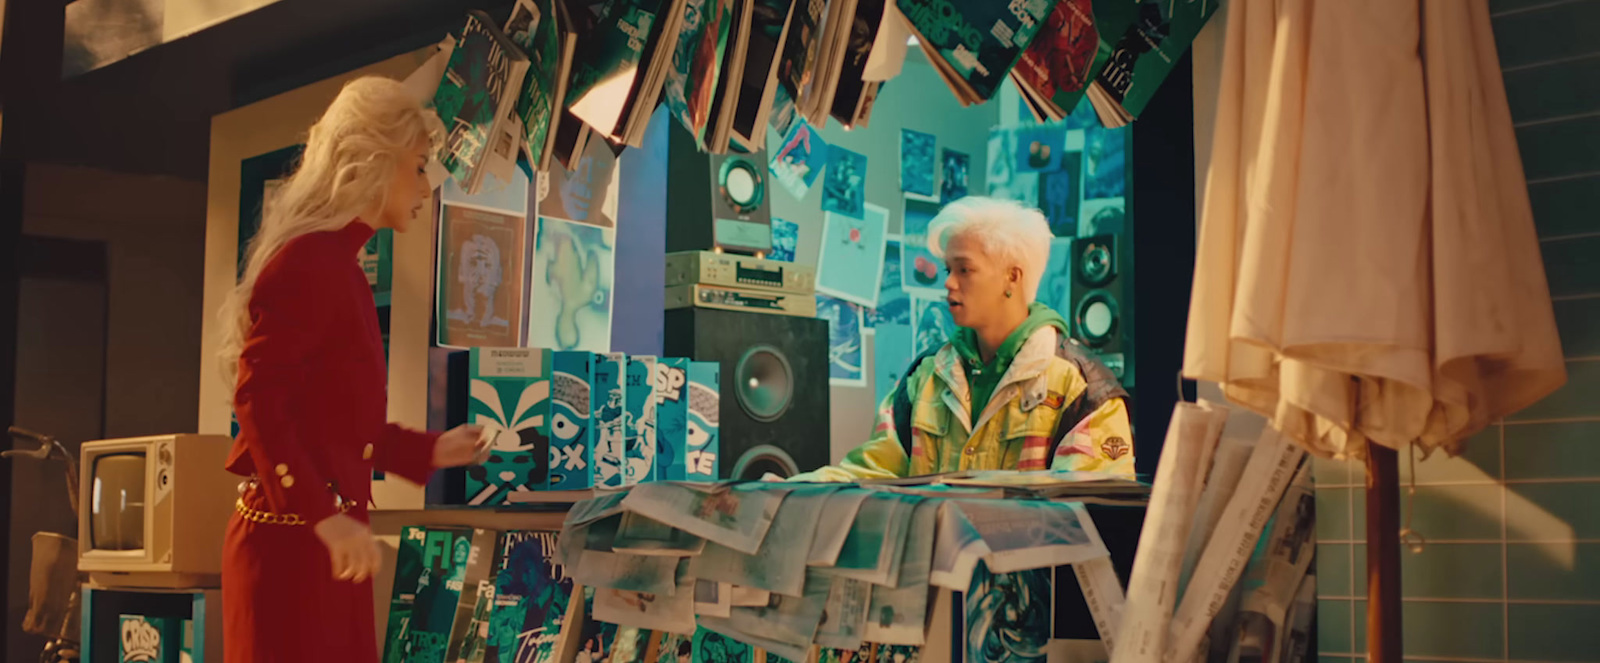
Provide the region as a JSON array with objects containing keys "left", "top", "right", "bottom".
[
  {"left": 928, "top": 196, "right": 1054, "bottom": 302},
  {"left": 216, "top": 76, "right": 444, "bottom": 387}
]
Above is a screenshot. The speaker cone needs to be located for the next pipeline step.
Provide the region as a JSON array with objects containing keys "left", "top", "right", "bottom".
[
  {"left": 1074, "top": 290, "right": 1120, "bottom": 348},
  {"left": 735, "top": 345, "right": 793, "bottom": 422},
  {"left": 718, "top": 156, "right": 765, "bottom": 214},
  {"left": 731, "top": 445, "right": 800, "bottom": 480},
  {"left": 1077, "top": 238, "right": 1116, "bottom": 287}
]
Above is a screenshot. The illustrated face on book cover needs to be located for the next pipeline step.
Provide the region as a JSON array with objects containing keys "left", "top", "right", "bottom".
[
  {"left": 550, "top": 370, "right": 594, "bottom": 483},
  {"left": 686, "top": 381, "right": 719, "bottom": 476},
  {"left": 451, "top": 233, "right": 508, "bottom": 328}
]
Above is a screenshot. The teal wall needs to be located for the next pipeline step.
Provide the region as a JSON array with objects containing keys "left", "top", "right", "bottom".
[
  {"left": 765, "top": 49, "right": 1001, "bottom": 461},
  {"left": 1316, "top": 1, "right": 1600, "bottom": 660}
]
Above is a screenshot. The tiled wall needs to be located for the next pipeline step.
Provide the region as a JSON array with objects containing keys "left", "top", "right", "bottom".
[{"left": 1316, "top": 1, "right": 1600, "bottom": 661}]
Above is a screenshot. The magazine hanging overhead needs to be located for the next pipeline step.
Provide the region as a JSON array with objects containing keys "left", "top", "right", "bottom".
[{"left": 407, "top": 0, "right": 1218, "bottom": 190}]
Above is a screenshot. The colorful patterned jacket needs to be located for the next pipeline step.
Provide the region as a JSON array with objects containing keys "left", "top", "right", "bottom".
[{"left": 793, "top": 325, "right": 1135, "bottom": 481}]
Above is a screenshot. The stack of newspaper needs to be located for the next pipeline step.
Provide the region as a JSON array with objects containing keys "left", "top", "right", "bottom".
[
  {"left": 1098, "top": 401, "right": 1317, "bottom": 663},
  {"left": 557, "top": 472, "right": 1147, "bottom": 660}
]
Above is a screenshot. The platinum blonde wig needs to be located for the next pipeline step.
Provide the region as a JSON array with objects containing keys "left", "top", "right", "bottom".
[
  {"left": 928, "top": 196, "right": 1054, "bottom": 302},
  {"left": 216, "top": 75, "right": 445, "bottom": 386}
]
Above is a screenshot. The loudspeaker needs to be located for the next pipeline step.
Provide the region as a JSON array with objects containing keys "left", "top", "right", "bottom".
[
  {"left": 665, "top": 122, "right": 773, "bottom": 256},
  {"left": 663, "top": 307, "right": 830, "bottom": 479},
  {"left": 1070, "top": 233, "right": 1132, "bottom": 385}
]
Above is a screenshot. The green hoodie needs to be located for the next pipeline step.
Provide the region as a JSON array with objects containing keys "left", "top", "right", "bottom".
[{"left": 950, "top": 302, "right": 1071, "bottom": 420}]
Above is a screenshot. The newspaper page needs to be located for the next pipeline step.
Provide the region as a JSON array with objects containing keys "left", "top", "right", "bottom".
[
  {"left": 864, "top": 499, "right": 941, "bottom": 645},
  {"left": 622, "top": 482, "right": 788, "bottom": 554},
  {"left": 928, "top": 499, "right": 1109, "bottom": 590},
  {"left": 592, "top": 570, "right": 697, "bottom": 634},
  {"left": 814, "top": 577, "right": 873, "bottom": 650},
  {"left": 808, "top": 489, "right": 875, "bottom": 566},
  {"left": 1236, "top": 464, "right": 1315, "bottom": 640},
  {"left": 731, "top": 586, "right": 770, "bottom": 607},
  {"left": 611, "top": 511, "right": 708, "bottom": 556},
  {"left": 1165, "top": 427, "right": 1307, "bottom": 662},
  {"left": 689, "top": 484, "right": 840, "bottom": 597},
  {"left": 1109, "top": 402, "right": 1226, "bottom": 663},
  {"left": 1178, "top": 436, "right": 1255, "bottom": 598},
  {"left": 568, "top": 549, "right": 680, "bottom": 596},
  {"left": 821, "top": 493, "right": 920, "bottom": 586},
  {"left": 696, "top": 569, "right": 833, "bottom": 655},
  {"left": 694, "top": 580, "right": 734, "bottom": 618}
]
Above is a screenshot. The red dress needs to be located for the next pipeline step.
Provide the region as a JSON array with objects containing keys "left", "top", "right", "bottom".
[{"left": 223, "top": 220, "right": 438, "bottom": 663}]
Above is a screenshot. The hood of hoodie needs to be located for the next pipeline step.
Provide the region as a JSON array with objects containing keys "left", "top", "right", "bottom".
[{"left": 951, "top": 302, "right": 1070, "bottom": 419}]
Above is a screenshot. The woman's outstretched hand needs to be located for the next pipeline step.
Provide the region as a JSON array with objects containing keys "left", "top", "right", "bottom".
[
  {"left": 433, "top": 424, "right": 490, "bottom": 468},
  {"left": 312, "top": 514, "right": 383, "bottom": 583}
]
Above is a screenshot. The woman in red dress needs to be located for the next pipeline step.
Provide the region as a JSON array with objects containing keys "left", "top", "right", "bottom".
[{"left": 215, "top": 76, "right": 486, "bottom": 662}]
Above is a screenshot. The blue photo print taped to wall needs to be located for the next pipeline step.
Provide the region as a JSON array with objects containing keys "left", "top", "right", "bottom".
[
  {"left": 769, "top": 217, "right": 799, "bottom": 262},
  {"left": 817, "top": 295, "right": 865, "bottom": 387},
  {"left": 900, "top": 129, "right": 936, "bottom": 197},
  {"left": 864, "top": 236, "right": 910, "bottom": 329},
  {"left": 821, "top": 145, "right": 868, "bottom": 219}
]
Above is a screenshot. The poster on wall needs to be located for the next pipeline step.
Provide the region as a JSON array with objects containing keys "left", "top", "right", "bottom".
[
  {"left": 821, "top": 146, "right": 868, "bottom": 219},
  {"left": 873, "top": 321, "right": 912, "bottom": 405},
  {"left": 816, "top": 203, "right": 889, "bottom": 309},
  {"left": 436, "top": 203, "right": 529, "bottom": 349},
  {"left": 911, "top": 297, "right": 954, "bottom": 358},
  {"left": 1014, "top": 123, "right": 1068, "bottom": 173},
  {"left": 986, "top": 128, "right": 1038, "bottom": 206},
  {"left": 527, "top": 216, "right": 616, "bottom": 352},
  {"left": 769, "top": 218, "right": 799, "bottom": 262},
  {"left": 899, "top": 196, "right": 945, "bottom": 299},
  {"left": 1036, "top": 238, "right": 1076, "bottom": 319},
  {"left": 864, "top": 236, "right": 910, "bottom": 330},
  {"left": 1083, "top": 124, "right": 1128, "bottom": 200},
  {"left": 770, "top": 119, "right": 829, "bottom": 200},
  {"left": 940, "top": 149, "right": 969, "bottom": 203},
  {"left": 899, "top": 129, "right": 936, "bottom": 197},
  {"left": 1038, "top": 146, "right": 1083, "bottom": 237},
  {"left": 818, "top": 295, "right": 866, "bottom": 387}
]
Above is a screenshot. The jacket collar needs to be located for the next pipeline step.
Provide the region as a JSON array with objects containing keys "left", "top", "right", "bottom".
[
  {"left": 337, "top": 218, "right": 377, "bottom": 255},
  {"left": 932, "top": 325, "right": 1060, "bottom": 434}
]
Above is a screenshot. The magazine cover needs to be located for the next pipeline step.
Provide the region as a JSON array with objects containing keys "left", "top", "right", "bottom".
[
  {"left": 818, "top": 295, "right": 866, "bottom": 387},
  {"left": 816, "top": 203, "right": 889, "bottom": 308},
  {"left": 963, "top": 562, "right": 1053, "bottom": 663},
  {"left": 383, "top": 526, "right": 429, "bottom": 663},
  {"left": 408, "top": 527, "right": 475, "bottom": 663},
  {"left": 466, "top": 347, "right": 553, "bottom": 505},
  {"left": 686, "top": 361, "right": 721, "bottom": 481},
  {"left": 118, "top": 615, "right": 182, "bottom": 663},
  {"left": 864, "top": 235, "right": 909, "bottom": 329},
  {"left": 940, "top": 149, "right": 969, "bottom": 203},
  {"left": 1038, "top": 143, "right": 1083, "bottom": 237},
  {"left": 444, "top": 529, "right": 502, "bottom": 661},
  {"left": 594, "top": 352, "right": 629, "bottom": 488},
  {"left": 1091, "top": 0, "right": 1219, "bottom": 121},
  {"left": 729, "top": 0, "right": 800, "bottom": 151},
  {"left": 820, "top": 145, "right": 867, "bottom": 219},
  {"left": 691, "top": 626, "right": 755, "bottom": 663},
  {"left": 665, "top": 0, "right": 734, "bottom": 147},
  {"left": 899, "top": 195, "right": 945, "bottom": 298},
  {"left": 1011, "top": 0, "right": 1099, "bottom": 119},
  {"left": 896, "top": 0, "right": 1054, "bottom": 103},
  {"left": 773, "top": 0, "right": 830, "bottom": 114},
  {"left": 487, "top": 531, "right": 572, "bottom": 663},
  {"left": 436, "top": 203, "right": 527, "bottom": 348},
  {"left": 911, "top": 297, "right": 954, "bottom": 358},
  {"left": 507, "top": 0, "right": 577, "bottom": 170},
  {"left": 573, "top": 588, "right": 624, "bottom": 663},
  {"left": 435, "top": 11, "right": 530, "bottom": 192},
  {"left": 549, "top": 351, "right": 597, "bottom": 491},
  {"left": 655, "top": 357, "right": 691, "bottom": 481},
  {"left": 899, "top": 129, "right": 935, "bottom": 196},
  {"left": 528, "top": 216, "right": 616, "bottom": 352},
  {"left": 769, "top": 118, "right": 829, "bottom": 200},
  {"left": 565, "top": 0, "right": 666, "bottom": 137},
  {"left": 624, "top": 355, "right": 660, "bottom": 485},
  {"left": 538, "top": 134, "right": 621, "bottom": 228}
]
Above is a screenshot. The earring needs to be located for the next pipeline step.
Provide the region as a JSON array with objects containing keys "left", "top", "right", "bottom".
[{"left": 1005, "top": 289, "right": 1013, "bottom": 298}]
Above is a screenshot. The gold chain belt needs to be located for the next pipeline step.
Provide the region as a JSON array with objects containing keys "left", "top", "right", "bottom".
[{"left": 234, "top": 493, "right": 355, "bottom": 527}]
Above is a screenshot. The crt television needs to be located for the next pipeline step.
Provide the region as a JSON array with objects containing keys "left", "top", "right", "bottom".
[{"left": 77, "top": 434, "right": 236, "bottom": 588}]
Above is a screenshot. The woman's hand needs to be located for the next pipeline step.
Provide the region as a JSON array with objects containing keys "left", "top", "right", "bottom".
[
  {"left": 312, "top": 514, "right": 383, "bottom": 582},
  {"left": 433, "top": 424, "right": 490, "bottom": 468}
]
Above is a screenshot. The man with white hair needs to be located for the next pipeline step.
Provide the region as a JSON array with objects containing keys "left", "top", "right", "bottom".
[{"left": 793, "top": 196, "right": 1133, "bottom": 480}]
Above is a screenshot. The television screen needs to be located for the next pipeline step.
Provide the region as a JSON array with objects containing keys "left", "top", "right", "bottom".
[{"left": 91, "top": 452, "right": 146, "bottom": 551}]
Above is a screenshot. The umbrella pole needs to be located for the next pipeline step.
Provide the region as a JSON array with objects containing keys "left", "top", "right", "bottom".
[{"left": 1365, "top": 445, "right": 1403, "bottom": 661}]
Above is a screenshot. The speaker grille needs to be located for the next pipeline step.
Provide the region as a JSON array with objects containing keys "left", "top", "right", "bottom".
[{"left": 735, "top": 345, "right": 794, "bottom": 422}]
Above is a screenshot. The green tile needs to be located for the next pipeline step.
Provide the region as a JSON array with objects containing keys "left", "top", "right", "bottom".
[
  {"left": 1553, "top": 295, "right": 1600, "bottom": 358},
  {"left": 1399, "top": 426, "right": 1501, "bottom": 484},
  {"left": 1508, "top": 55, "right": 1600, "bottom": 122},
  {"left": 1318, "top": 599, "right": 1354, "bottom": 655},
  {"left": 1354, "top": 543, "right": 1368, "bottom": 598},
  {"left": 1529, "top": 174, "right": 1600, "bottom": 238},
  {"left": 1504, "top": 421, "right": 1600, "bottom": 480},
  {"left": 1507, "top": 359, "right": 1600, "bottom": 421},
  {"left": 1493, "top": 1, "right": 1600, "bottom": 68},
  {"left": 1403, "top": 484, "right": 1504, "bottom": 540},
  {"left": 1509, "top": 603, "right": 1600, "bottom": 661},
  {"left": 1402, "top": 601, "right": 1505, "bottom": 659},
  {"left": 1508, "top": 542, "right": 1600, "bottom": 600},
  {"left": 1399, "top": 544, "right": 1503, "bottom": 599},
  {"left": 1318, "top": 544, "right": 1353, "bottom": 597},
  {"left": 1541, "top": 235, "right": 1600, "bottom": 298},
  {"left": 1317, "top": 487, "right": 1354, "bottom": 542},
  {"left": 1515, "top": 116, "right": 1600, "bottom": 181},
  {"left": 1507, "top": 482, "right": 1600, "bottom": 540},
  {"left": 1314, "top": 456, "right": 1353, "bottom": 486},
  {"left": 1353, "top": 599, "right": 1367, "bottom": 652}
]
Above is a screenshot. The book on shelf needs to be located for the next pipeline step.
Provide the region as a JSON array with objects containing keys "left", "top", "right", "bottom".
[
  {"left": 435, "top": 11, "right": 532, "bottom": 195},
  {"left": 506, "top": 0, "right": 580, "bottom": 171},
  {"left": 663, "top": 0, "right": 735, "bottom": 151},
  {"left": 827, "top": 0, "right": 885, "bottom": 129},
  {"left": 895, "top": 0, "right": 1056, "bottom": 107}
]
